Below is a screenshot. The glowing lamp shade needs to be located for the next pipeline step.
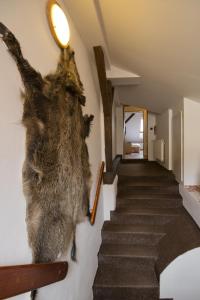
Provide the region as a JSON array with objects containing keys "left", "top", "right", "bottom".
[{"left": 47, "top": 0, "right": 70, "bottom": 48}]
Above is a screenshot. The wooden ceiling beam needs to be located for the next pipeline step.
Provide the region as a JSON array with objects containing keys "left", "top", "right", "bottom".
[{"left": 94, "top": 46, "right": 114, "bottom": 172}]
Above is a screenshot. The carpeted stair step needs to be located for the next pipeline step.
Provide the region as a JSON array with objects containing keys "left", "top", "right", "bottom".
[
  {"left": 93, "top": 263, "right": 159, "bottom": 300},
  {"left": 117, "top": 193, "right": 182, "bottom": 200},
  {"left": 98, "top": 243, "right": 158, "bottom": 266},
  {"left": 102, "top": 223, "right": 165, "bottom": 245},
  {"left": 115, "top": 207, "right": 180, "bottom": 215},
  {"left": 98, "top": 254, "right": 155, "bottom": 268},
  {"left": 118, "top": 185, "right": 179, "bottom": 197},
  {"left": 118, "top": 175, "right": 177, "bottom": 185},
  {"left": 118, "top": 162, "right": 173, "bottom": 177},
  {"left": 110, "top": 207, "right": 179, "bottom": 225},
  {"left": 93, "top": 161, "right": 196, "bottom": 300},
  {"left": 118, "top": 164, "right": 173, "bottom": 178},
  {"left": 117, "top": 197, "right": 182, "bottom": 209}
]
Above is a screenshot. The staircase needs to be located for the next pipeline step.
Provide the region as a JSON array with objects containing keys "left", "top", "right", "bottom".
[{"left": 93, "top": 161, "right": 200, "bottom": 300}]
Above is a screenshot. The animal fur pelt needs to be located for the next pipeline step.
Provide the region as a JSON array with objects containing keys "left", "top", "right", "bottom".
[{"left": 0, "top": 23, "right": 93, "bottom": 298}]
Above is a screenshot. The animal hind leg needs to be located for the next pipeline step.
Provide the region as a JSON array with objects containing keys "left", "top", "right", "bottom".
[{"left": 31, "top": 212, "right": 74, "bottom": 263}]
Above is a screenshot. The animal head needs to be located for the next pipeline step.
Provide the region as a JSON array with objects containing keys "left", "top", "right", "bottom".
[{"left": 83, "top": 114, "right": 94, "bottom": 138}]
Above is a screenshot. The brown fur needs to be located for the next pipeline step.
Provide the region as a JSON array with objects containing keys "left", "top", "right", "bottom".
[{"left": 0, "top": 23, "right": 93, "bottom": 298}]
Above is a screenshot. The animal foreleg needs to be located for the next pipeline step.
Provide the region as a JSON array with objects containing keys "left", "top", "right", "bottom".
[{"left": 0, "top": 22, "right": 43, "bottom": 91}]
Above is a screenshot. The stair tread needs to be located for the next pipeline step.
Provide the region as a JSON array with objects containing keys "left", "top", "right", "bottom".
[
  {"left": 118, "top": 180, "right": 178, "bottom": 187},
  {"left": 119, "top": 175, "right": 175, "bottom": 181},
  {"left": 99, "top": 244, "right": 158, "bottom": 258},
  {"left": 117, "top": 197, "right": 182, "bottom": 205},
  {"left": 118, "top": 194, "right": 182, "bottom": 199},
  {"left": 118, "top": 163, "right": 170, "bottom": 177},
  {"left": 114, "top": 207, "right": 180, "bottom": 216},
  {"left": 94, "top": 263, "right": 158, "bottom": 288},
  {"left": 118, "top": 188, "right": 179, "bottom": 196},
  {"left": 119, "top": 184, "right": 178, "bottom": 189},
  {"left": 117, "top": 201, "right": 182, "bottom": 210},
  {"left": 103, "top": 223, "right": 165, "bottom": 234}
]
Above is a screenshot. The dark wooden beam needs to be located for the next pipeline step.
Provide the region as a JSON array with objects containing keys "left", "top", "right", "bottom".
[
  {"left": 0, "top": 262, "right": 68, "bottom": 299},
  {"left": 94, "top": 46, "right": 114, "bottom": 172}
]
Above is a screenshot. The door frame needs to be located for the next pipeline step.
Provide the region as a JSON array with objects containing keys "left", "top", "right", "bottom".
[{"left": 123, "top": 105, "right": 148, "bottom": 159}]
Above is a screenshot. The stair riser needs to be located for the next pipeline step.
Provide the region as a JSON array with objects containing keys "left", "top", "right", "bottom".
[
  {"left": 118, "top": 189, "right": 179, "bottom": 198},
  {"left": 118, "top": 176, "right": 176, "bottom": 183},
  {"left": 110, "top": 213, "right": 176, "bottom": 225},
  {"left": 118, "top": 185, "right": 179, "bottom": 193},
  {"left": 93, "top": 287, "right": 159, "bottom": 300},
  {"left": 118, "top": 180, "right": 177, "bottom": 186},
  {"left": 117, "top": 199, "right": 182, "bottom": 209},
  {"left": 98, "top": 254, "right": 156, "bottom": 267},
  {"left": 102, "top": 232, "right": 164, "bottom": 246}
]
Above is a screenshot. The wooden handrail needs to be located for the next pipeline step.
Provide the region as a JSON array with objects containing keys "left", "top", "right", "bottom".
[
  {"left": 90, "top": 161, "right": 105, "bottom": 225},
  {"left": 0, "top": 261, "right": 68, "bottom": 299}
]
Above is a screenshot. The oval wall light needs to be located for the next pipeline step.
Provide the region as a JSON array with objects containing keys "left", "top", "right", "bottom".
[{"left": 47, "top": 0, "right": 70, "bottom": 48}]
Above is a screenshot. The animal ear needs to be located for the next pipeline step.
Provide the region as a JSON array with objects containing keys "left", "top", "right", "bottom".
[
  {"left": 78, "top": 95, "right": 86, "bottom": 106},
  {"left": 83, "top": 114, "right": 94, "bottom": 138}
]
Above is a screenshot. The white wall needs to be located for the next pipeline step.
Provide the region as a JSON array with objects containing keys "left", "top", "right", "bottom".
[
  {"left": 169, "top": 99, "right": 184, "bottom": 182},
  {"left": 180, "top": 184, "right": 200, "bottom": 228},
  {"left": 148, "top": 113, "right": 156, "bottom": 161},
  {"left": 156, "top": 109, "right": 172, "bottom": 170},
  {"left": 0, "top": 1, "right": 104, "bottom": 299},
  {"left": 160, "top": 100, "right": 200, "bottom": 300},
  {"left": 124, "top": 112, "right": 143, "bottom": 143},
  {"left": 103, "top": 176, "right": 118, "bottom": 221},
  {"left": 183, "top": 98, "right": 200, "bottom": 185},
  {"left": 160, "top": 248, "right": 200, "bottom": 300}
]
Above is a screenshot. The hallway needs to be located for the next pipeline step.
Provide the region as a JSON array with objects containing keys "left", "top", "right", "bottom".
[
  {"left": 2, "top": 1, "right": 200, "bottom": 299},
  {"left": 93, "top": 161, "right": 200, "bottom": 300}
]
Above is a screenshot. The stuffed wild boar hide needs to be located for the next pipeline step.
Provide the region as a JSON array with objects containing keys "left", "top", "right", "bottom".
[{"left": 0, "top": 23, "right": 93, "bottom": 265}]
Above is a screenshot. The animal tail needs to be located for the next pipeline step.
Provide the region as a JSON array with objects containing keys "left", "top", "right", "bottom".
[
  {"left": 30, "top": 289, "right": 38, "bottom": 300},
  {"left": 86, "top": 200, "right": 91, "bottom": 219},
  {"left": 71, "top": 228, "right": 77, "bottom": 261},
  {"left": 27, "top": 210, "right": 75, "bottom": 300}
]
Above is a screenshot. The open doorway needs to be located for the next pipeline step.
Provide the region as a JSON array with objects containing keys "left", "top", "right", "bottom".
[{"left": 123, "top": 106, "right": 148, "bottom": 159}]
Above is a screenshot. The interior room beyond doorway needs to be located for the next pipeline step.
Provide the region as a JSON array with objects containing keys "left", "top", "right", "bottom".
[{"left": 123, "top": 106, "right": 148, "bottom": 159}]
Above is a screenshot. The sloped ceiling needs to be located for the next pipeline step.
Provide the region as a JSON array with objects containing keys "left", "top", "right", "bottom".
[{"left": 64, "top": 0, "right": 200, "bottom": 113}]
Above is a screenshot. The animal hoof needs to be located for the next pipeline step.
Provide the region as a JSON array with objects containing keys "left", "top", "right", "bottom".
[{"left": 0, "top": 22, "right": 9, "bottom": 37}]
